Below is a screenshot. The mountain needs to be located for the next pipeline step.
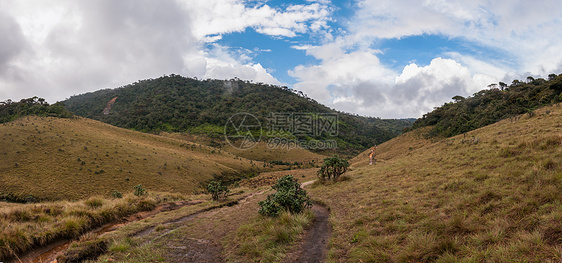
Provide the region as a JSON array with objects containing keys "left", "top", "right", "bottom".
[
  {"left": 62, "top": 75, "right": 413, "bottom": 155},
  {"left": 412, "top": 73, "right": 562, "bottom": 137}
]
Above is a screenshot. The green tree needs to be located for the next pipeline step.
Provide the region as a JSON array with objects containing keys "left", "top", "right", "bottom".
[
  {"left": 207, "top": 181, "right": 229, "bottom": 201},
  {"left": 499, "top": 82, "right": 508, "bottom": 91},
  {"left": 413, "top": 74, "right": 562, "bottom": 138},
  {"left": 317, "top": 155, "right": 350, "bottom": 182},
  {"left": 452, "top": 95, "right": 465, "bottom": 103},
  {"left": 111, "top": 190, "right": 123, "bottom": 198}
]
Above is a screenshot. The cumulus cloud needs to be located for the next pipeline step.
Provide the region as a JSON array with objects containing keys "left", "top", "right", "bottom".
[
  {"left": 180, "top": 0, "right": 331, "bottom": 39},
  {"left": 351, "top": 0, "right": 562, "bottom": 74},
  {"left": 0, "top": 11, "right": 29, "bottom": 100},
  {"left": 0, "top": 11, "right": 26, "bottom": 72},
  {"left": 2, "top": 0, "right": 560, "bottom": 119},
  {"left": 289, "top": 0, "right": 562, "bottom": 118},
  {"left": 291, "top": 53, "right": 493, "bottom": 118},
  {"left": 0, "top": 0, "right": 330, "bottom": 102}
]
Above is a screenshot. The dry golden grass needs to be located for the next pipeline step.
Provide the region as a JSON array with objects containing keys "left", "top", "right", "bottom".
[
  {"left": 81, "top": 186, "right": 272, "bottom": 262},
  {"left": 0, "top": 192, "right": 185, "bottom": 260},
  {"left": 224, "top": 141, "right": 325, "bottom": 163},
  {"left": 0, "top": 116, "right": 263, "bottom": 200},
  {"left": 310, "top": 104, "right": 562, "bottom": 262},
  {"left": 240, "top": 168, "right": 319, "bottom": 188},
  {"left": 231, "top": 210, "right": 314, "bottom": 262},
  {"left": 162, "top": 133, "right": 326, "bottom": 164}
]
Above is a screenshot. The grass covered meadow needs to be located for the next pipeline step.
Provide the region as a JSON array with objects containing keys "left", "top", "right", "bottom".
[
  {"left": 311, "top": 104, "right": 562, "bottom": 262},
  {"left": 0, "top": 116, "right": 263, "bottom": 201}
]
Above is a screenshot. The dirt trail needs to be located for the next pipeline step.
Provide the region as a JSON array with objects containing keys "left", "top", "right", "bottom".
[
  {"left": 288, "top": 204, "right": 331, "bottom": 263},
  {"left": 24, "top": 191, "right": 266, "bottom": 263},
  {"left": 157, "top": 190, "right": 267, "bottom": 262},
  {"left": 301, "top": 180, "right": 316, "bottom": 188},
  {"left": 11, "top": 200, "right": 204, "bottom": 263},
  {"left": 12, "top": 180, "right": 321, "bottom": 263}
]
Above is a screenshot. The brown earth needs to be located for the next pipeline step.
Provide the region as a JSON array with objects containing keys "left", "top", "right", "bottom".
[{"left": 286, "top": 204, "right": 331, "bottom": 263}]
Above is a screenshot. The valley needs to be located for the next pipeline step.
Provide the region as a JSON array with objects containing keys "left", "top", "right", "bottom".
[{"left": 2, "top": 74, "right": 562, "bottom": 262}]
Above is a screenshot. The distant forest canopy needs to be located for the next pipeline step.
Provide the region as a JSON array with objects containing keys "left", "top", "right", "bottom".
[
  {"left": 63, "top": 74, "right": 414, "bottom": 154},
  {"left": 0, "top": 96, "right": 73, "bottom": 123},
  {"left": 412, "top": 73, "right": 562, "bottom": 137}
]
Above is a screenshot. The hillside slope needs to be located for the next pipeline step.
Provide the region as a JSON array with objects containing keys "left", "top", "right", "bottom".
[
  {"left": 310, "top": 104, "right": 562, "bottom": 262},
  {"left": 62, "top": 75, "right": 413, "bottom": 155},
  {"left": 160, "top": 133, "right": 326, "bottom": 164},
  {"left": 0, "top": 116, "right": 262, "bottom": 201}
]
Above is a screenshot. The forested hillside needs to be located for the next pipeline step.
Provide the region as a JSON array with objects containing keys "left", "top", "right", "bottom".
[
  {"left": 63, "top": 75, "right": 412, "bottom": 154},
  {"left": 0, "top": 96, "right": 73, "bottom": 123},
  {"left": 412, "top": 73, "right": 562, "bottom": 137}
]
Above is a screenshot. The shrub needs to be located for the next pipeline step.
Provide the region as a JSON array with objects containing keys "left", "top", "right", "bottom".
[
  {"left": 317, "top": 155, "right": 350, "bottom": 181},
  {"left": 111, "top": 190, "right": 123, "bottom": 199},
  {"left": 207, "top": 181, "right": 229, "bottom": 201},
  {"left": 258, "top": 175, "right": 312, "bottom": 217},
  {"left": 133, "top": 184, "right": 146, "bottom": 196}
]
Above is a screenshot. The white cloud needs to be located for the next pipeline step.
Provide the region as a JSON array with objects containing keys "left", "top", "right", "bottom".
[
  {"left": 291, "top": 53, "right": 500, "bottom": 118},
  {"left": 2, "top": 0, "right": 560, "bottom": 120},
  {"left": 350, "top": 0, "right": 562, "bottom": 74},
  {"left": 180, "top": 0, "right": 331, "bottom": 39},
  {"left": 0, "top": 0, "right": 331, "bottom": 103},
  {"left": 290, "top": 47, "right": 394, "bottom": 102},
  {"left": 288, "top": 0, "right": 562, "bottom": 118}
]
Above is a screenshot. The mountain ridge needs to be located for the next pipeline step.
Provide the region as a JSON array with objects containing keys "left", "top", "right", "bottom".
[{"left": 62, "top": 75, "right": 414, "bottom": 155}]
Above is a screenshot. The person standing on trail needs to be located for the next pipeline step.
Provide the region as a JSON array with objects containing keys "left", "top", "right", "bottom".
[{"left": 369, "top": 144, "right": 377, "bottom": 165}]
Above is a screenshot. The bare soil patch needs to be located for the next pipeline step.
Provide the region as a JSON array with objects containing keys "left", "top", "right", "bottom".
[{"left": 287, "top": 204, "right": 331, "bottom": 263}]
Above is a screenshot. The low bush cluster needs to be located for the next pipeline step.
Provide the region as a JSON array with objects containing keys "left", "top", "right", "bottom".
[
  {"left": 207, "top": 181, "right": 230, "bottom": 201},
  {"left": 259, "top": 175, "right": 312, "bottom": 217}
]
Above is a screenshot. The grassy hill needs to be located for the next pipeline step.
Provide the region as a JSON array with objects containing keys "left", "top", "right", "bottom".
[
  {"left": 160, "top": 132, "right": 326, "bottom": 165},
  {"left": 0, "top": 116, "right": 264, "bottom": 201},
  {"left": 309, "top": 103, "right": 562, "bottom": 262},
  {"left": 62, "top": 75, "right": 413, "bottom": 155}
]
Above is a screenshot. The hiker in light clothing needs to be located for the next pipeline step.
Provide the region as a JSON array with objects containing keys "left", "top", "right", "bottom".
[{"left": 369, "top": 144, "right": 377, "bottom": 165}]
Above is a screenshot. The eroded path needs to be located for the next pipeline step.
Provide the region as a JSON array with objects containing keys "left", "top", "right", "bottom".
[
  {"left": 12, "top": 200, "right": 204, "bottom": 263},
  {"left": 14, "top": 172, "right": 327, "bottom": 263},
  {"left": 290, "top": 204, "right": 331, "bottom": 263},
  {"left": 149, "top": 190, "right": 267, "bottom": 262}
]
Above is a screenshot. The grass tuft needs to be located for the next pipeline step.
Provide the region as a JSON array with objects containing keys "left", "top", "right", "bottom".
[
  {"left": 84, "top": 197, "right": 104, "bottom": 209},
  {"left": 0, "top": 192, "right": 184, "bottom": 260},
  {"left": 234, "top": 210, "right": 314, "bottom": 262},
  {"left": 108, "top": 237, "right": 132, "bottom": 252}
]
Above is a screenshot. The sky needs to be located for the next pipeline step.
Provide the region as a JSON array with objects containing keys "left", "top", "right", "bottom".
[{"left": 1, "top": 0, "right": 562, "bottom": 118}]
